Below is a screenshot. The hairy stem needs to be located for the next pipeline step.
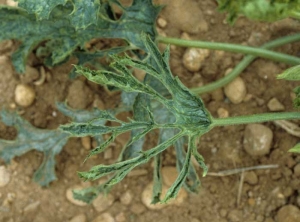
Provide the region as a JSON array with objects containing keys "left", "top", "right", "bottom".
[
  {"left": 189, "top": 33, "right": 300, "bottom": 94},
  {"left": 211, "top": 112, "right": 300, "bottom": 127},
  {"left": 157, "top": 36, "right": 300, "bottom": 65}
]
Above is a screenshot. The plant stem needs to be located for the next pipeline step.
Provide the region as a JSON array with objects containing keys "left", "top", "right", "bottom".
[
  {"left": 157, "top": 36, "right": 300, "bottom": 65},
  {"left": 211, "top": 112, "right": 300, "bottom": 127},
  {"left": 190, "top": 33, "right": 300, "bottom": 94}
]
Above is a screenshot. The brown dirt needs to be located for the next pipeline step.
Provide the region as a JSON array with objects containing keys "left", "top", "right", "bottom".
[{"left": 1, "top": 1, "right": 300, "bottom": 222}]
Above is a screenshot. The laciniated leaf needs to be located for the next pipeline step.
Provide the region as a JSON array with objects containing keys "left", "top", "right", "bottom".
[
  {"left": 15, "top": 0, "right": 67, "bottom": 20},
  {"left": 69, "top": 34, "right": 213, "bottom": 203},
  {"left": 0, "top": 110, "right": 69, "bottom": 186},
  {"left": 218, "top": 0, "right": 300, "bottom": 24},
  {"left": 152, "top": 154, "right": 162, "bottom": 204},
  {"left": 289, "top": 143, "right": 300, "bottom": 153},
  {"left": 0, "top": 0, "right": 161, "bottom": 73},
  {"left": 277, "top": 65, "right": 300, "bottom": 81}
]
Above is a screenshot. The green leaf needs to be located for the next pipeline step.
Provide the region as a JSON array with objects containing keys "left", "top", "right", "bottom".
[
  {"left": 277, "top": 65, "right": 300, "bottom": 81},
  {"left": 289, "top": 143, "right": 300, "bottom": 153},
  {"left": 152, "top": 154, "right": 162, "bottom": 204},
  {"left": 0, "top": 110, "right": 69, "bottom": 186},
  {"left": 218, "top": 0, "right": 300, "bottom": 24},
  {"left": 69, "top": 0, "right": 100, "bottom": 29},
  {"left": 15, "top": 0, "right": 68, "bottom": 20},
  {"left": 0, "top": 0, "right": 161, "bottom": 73}
]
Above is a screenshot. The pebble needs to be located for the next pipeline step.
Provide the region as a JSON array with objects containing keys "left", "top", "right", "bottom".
[
  {"left": 141, "top": 182, "right": 187, "bottom": 210},
  {"left": 182, "top": 48, "right": 210, "bottom": 72},
  {"left": 267, "top": 98, "right": 285, "bottom": 111},
  {"left": 70, "top": 214, "right": 87, "bottom": 222},
  {"left": 157, "top": 17, "right": 167, "bottom": 28},
  {"left": 66, "top": 187, "right": 88, "bottom": 206},
  {"left": 14, "top": 84, "right": 36, "bottom": 107},
  {"left": 162, "top": 166, "right": 178, "bottom": 186},
  {"left": 92, "top": 193, "right": 114, "bottom": 212},
  {"left": 66, "top": 80, "right": 93, "bottom": 109},
  {"left": 294, "top": 163, "right": 300, "bottom": 177},
  {"left": 6, "top": 0, "right": 18, "bottom": 6},
  {"left": 21, "top": 65, "right": 39, "bottom": 83},
  {"left": 92, "top": 213, "right": 115, "bottom": 222},
  {"left": 276, "top": 205, "right": 300, "bottom": 222},
  {"left": 120, "top": 191, "right": 133, "bottom": 206},
  {"left": 217, "top": 108, "right": 229, "bottom": 118},
  {"left": 243, "top": 124, "right": 273, "bottom": 157},
  {"left": 128, "top": 169, "right": 148, "bottom": 177},
  {"left": 23, "top": 201, "right": 40, "bottom": 213},
  {"left": 0, "top": 166, "right": 10, "bottom": 187},
  {"left": 224, "top": 77, "right": 247, "bottom": 104},
  {"left": 104, "top": 148, "right": 113, "bottom": 159},
  {"left": 81, "top": 137, "right": 91, "bottom": 150},
  {"left": 244, "top": 171, "right": 258, "bottom": 185},
  {"left": 130, "top": 203, "right": 146, "bottom": 214}
]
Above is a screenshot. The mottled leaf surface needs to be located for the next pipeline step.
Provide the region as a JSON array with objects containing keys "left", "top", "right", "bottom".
[
  {"left": 64, "top": 34, "right": 212, "bottom": 203},
  {"left": 277, "top": 65, "right": 300, "bottom": 81},
  {"left": 0, "top": 0, "right": 161, "bottom": 72},
  {"left": 0, "top": 110, "right": 69, "bottom": 186}
]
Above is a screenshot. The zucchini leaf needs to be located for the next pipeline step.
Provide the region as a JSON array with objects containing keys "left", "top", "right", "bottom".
[
  {"left": 0, "top": 0, "right": 161, "bottom": 73},
  {"left": 0, "top": 110, "right": 69, "bottom": 186},
  {"left": 63, "top": 34, "right": 212, "bottom": 203},
  {"left": 218, "top": 0, "right": 300, "bottom": 24}
]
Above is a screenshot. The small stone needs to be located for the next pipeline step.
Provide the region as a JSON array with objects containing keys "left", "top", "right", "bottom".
[
  {"left": 120, "top": 191, "right": 133, "bottom": 206},
  {"left": 243, "top": 124, "right": 273, "bottom": 157},
  {"left": 133, "top": 68, "right": 146, "bottom": 82},
  {"left": 244, "top": 171, "right": 258, "bottom": 185},
  {"left": 93, "top": 96, "right": 105, "bottom": 110},
  {"left": 14, "top": 84, "right": 36, "bottom": 107},
  {"left": 182, "top": 48, "right": 210, "bottom": 72},
  {"left": 6, "top": 0, "right": 18, "bottom": 7},
  {"left": 277, "top": 205, "right": 300, "bottom": 222},
  {"left": 227, "top": 209, "right": 243, "bottom": 222},
  {"left": 219, "top": 208, "right": 227, "bottom": 217},
  {"left": 66, "top": 187, "right": 88, "bottom": 206},
  {"left": 224, "top": 77, "right": 247, "bottom": 104},
  {"left": 294, "top": 163, "right": 300, "bottom": 177},
  {"left": 81, "top": 137, "right": 91, "bottom": 150},
  {"left": 92, "top": 213, "right": 115, "bottom": 222},
  {"left": 141, "top": 182, "right": 187, "bottom": 210},
  {"left": 0, "top": 166, "right": 10, "bottom": 187},
  {"left": 267, "top": 98, "right": 285, "bottom": 111},
  {"left": 23, "top": 201, "right": 40, "bottom": 213},
  {"left": 70, "top": 214, "right": 87, "bottom": 222},
  {"left": 115, "top": 212, "right": 126, "bottom": 222},
  {"left": 92, "top": 193, "right": 114, "bottom": 212},
  {"left": 67, "top": 80, "right": 93, "bottom": 109},
  {"left": 217, "top": 108, "right": 229, "bottom": 118},
  {"left": 162, "top": 167, "right": 178, "bottom": 186},
  {"left": 157, "top": 17, "right": 167, "bottom": 28}
]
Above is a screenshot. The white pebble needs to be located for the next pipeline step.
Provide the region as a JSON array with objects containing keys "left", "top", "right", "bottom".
[
  {"left": 66, "top": 187, "right": 87, "bottom": 206},
  {"left": 224, "top": 77, "right": 247, "bottom": 104},
  {"left": 120, "top": 191, "right": 133, "bottom": 206},
  {"left": 183, "top": 48, "right": 210, "bottom": 72},
  {"left": 157, "top": 17, "right": 167, "bottom": 28},
  {"left": 92, "top": 193, "right": 114, "bottom": 212},
  {"left": 141, "top": 182, "right": 187, "bottom": 210},
  {"left": 92, "top": 213, "right": 115, "bottom": 222},
  {"left": 14, "top": 84, "right": 36, "bottom": 107},
  {"left": 217, "top": 108, "right": 229, "bottom": 118},
  {"left": 243, "top": 124, "right": 273, "bottom": 157},
  {"left": 0, "top": 166, "right": 10, "bottom": 187},
  {"left": 267, "top": 98, "right": 285, "bottom": 111},
  {"left": 70, "top": 214, "right": 87, "bottom": 222}
]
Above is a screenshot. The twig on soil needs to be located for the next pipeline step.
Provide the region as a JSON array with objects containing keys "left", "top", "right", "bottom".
[
  {"left": 237, "top": 171, "right": 244, "bottom": 207},
  {"left": 207, "top": 164, "right": 279, "bottom": 177},
  {"left": 273, "top": 120, "right": 300, "bottom": 137}
]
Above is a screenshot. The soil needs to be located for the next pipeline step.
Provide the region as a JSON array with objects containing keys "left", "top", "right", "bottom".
[{"left": 1, "top": 0, "right": 300, "bottom": 222}]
